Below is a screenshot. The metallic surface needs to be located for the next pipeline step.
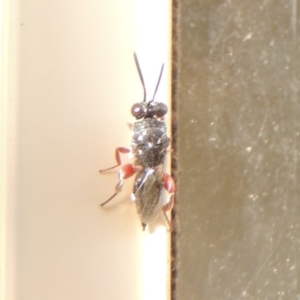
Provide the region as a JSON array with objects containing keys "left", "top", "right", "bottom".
[
  {"left": 132, "top": 118, "right": 169, "bottom": 168},
  {"left": 175, "top": 0, "right": 300, "bottom": 299},
  {"left": 131, "top": 117, "right": 169, "bottom": 227}
]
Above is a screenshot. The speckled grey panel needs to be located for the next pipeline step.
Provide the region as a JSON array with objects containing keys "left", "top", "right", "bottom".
[{"left": 175, "top": 1, "right": 300, "bottom": 299}]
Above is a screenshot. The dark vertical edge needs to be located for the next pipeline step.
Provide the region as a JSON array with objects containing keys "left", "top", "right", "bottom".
[{"left": 171, "top": 0, "right": 179, "bottom": 299}]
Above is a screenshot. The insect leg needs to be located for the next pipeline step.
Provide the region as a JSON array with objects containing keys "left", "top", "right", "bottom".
[
  {"left": 162, "top": 195, "right": 174, "bottom": 231},
  {"left": 99, "top": 147, "right": 130, "bottom": 172},
  {"left": 162, "top": 173, "right": 175, "bottom": 194},
  {"left": 100, "top": 164, "right": 136, "bottom": 206},
  {"left": 161, "top": 173, "right": 175, "bottom": 231}
]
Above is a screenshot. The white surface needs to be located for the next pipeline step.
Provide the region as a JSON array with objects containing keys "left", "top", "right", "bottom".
[{"left": 1, "top": 0, "right": 171, "bottom": 300}]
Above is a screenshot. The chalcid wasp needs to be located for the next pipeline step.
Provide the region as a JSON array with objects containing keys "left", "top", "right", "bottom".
[{"left": 100, "top": 53, "right": 175, "bottom": 231}]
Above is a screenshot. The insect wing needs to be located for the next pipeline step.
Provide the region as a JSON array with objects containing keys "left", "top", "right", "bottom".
[{"left": 133, "top": 169, "right": 163, "bottom": 224}]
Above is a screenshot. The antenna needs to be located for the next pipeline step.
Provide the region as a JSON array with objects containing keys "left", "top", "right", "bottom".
[
  {"left": 151, "top": 63, "right": 164, "bottom": 102},
  {"left": 133, "top": 53, "right": 147, "bottom": 102}
]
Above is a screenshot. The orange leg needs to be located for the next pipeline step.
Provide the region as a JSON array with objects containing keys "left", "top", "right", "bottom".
[
  {"left": 99, "top": 147, "right": 130, "bottom": 172},
  {"left": 161, "top": 173, "right": 175, "bottom": 231}
]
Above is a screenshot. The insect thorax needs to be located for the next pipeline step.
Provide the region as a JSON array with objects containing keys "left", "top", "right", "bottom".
[{"left": 131, "top": 118, "right": 169, "bottom": 168}]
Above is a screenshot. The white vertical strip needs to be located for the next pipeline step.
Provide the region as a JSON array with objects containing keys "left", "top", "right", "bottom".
[
  {"left": 0, "top": 0, "right": 7, "bottom": 299},
  {"left": 1, "top": 0, "right": 20, "bottom": 299},
  {"left": 136, "top": 1, "right": 172, "bottom": 300}
]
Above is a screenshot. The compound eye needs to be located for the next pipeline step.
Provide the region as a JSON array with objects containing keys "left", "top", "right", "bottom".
[
  {"left": 131, "top": 102, "right": 147, "bottom": 119},
  {"left": 156, "top": 102, "right": 168, "bottom": 118},
  {"left": 148, "top": 102, "right": 160, "bottom": 117}
]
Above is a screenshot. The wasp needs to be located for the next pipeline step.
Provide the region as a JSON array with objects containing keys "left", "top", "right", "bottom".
[{"left": 100, "top": 53, "right": 175, "bottom": 231}]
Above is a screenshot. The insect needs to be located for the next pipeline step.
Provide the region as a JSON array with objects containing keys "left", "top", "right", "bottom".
[{"left": 100, "top": 53, "right": 175, "bottom": 231}]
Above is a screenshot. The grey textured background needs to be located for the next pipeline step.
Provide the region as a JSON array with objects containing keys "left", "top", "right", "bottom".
[{"left": 175, "top": 1, "right": 300, "bottom": 299}]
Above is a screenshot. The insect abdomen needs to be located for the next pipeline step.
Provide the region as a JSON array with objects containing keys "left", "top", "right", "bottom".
[{"left": 133, "top": 169, "right": 162, "bottom": 224}]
